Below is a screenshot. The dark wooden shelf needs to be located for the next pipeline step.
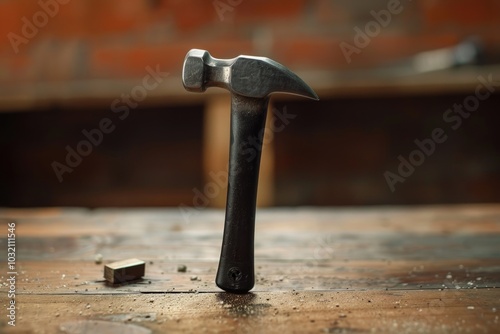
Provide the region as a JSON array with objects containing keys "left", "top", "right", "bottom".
[{"left": 1, "top": 65, "right": 499, "bottom": 112}]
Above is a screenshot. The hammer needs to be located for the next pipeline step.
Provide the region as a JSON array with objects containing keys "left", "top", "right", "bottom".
[{"left": 182, "top": 49, "right": 318, "bottom": 293}]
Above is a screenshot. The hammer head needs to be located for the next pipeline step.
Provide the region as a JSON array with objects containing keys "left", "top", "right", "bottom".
[{"left": 182, "top": 49, "right": 318, "bottom": 100}]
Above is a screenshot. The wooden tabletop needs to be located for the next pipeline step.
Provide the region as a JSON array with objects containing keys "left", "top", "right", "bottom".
[{"left": 1, "top": 205, "right": 499, "bottom": 333}]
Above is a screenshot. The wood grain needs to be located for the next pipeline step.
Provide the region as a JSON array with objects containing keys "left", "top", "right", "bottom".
[{"left": 0, "top": 205, "right": 499, "bottom": 333}]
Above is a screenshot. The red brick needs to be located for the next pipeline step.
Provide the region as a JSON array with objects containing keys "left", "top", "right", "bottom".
[
  {"left": 274, "top": 34, "right": 346, "bottom": 70},
  {"left": 421, "top": 0, "right": 500, "bottom": 29},
  {"left": 159, "top": 0, "right": 217, "bottom": 32},
  {"left": 189, "top": 37, "right": 254, "bottom": 59},
  {"left": 46, "top": 1, "right": 88, "bottom": 38},
  {"left": 0, "top": 1, "right": 44, "bottom": 50},
  {"left": 233, "top": 0, "right": 308, "bottom": 23},
  {"left": 313, "top": 0, "right": 351, "bottom": 26},
  {"left": 0, "top": 0, "right": 88, "bottom": 55},
  {"left": 2, "top": 0, "right": 500, "bottom": 89},
  {"left": 90, "top": 44, "right": 166, "bottom": 79},
  {"left": 89, "top": 38, "right": 253, "bottom": 79},
  {"left": 84, "top": 0, "right": 151, "bottom": 36}
]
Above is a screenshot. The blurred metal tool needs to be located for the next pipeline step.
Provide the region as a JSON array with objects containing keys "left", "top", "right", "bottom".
[{"left": 411, "top": 38, "right": 483, "bottom": 73}]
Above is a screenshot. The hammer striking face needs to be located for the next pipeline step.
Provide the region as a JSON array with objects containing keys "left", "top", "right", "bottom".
[{"left": 182, "top": 49, "right": 318, "bottom": 293}]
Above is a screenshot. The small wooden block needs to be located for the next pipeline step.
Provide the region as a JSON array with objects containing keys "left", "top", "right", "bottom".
[{"left": 104, "top": 258, "right": 145, "bottom": 284}]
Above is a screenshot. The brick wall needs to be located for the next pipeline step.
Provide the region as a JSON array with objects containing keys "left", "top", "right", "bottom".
[
  {"left": 1, "top": 0, "right": 500, "bottom": 207},
  {"left": 1, "top": 0, "right": 500, "bottom": 87}
]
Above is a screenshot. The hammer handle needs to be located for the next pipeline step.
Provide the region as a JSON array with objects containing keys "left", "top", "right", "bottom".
[{"left": 216, "top": 95, "right": 269, "bottom": 293}]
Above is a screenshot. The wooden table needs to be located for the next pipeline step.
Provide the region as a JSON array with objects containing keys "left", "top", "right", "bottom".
[{"left": 1, "top": 205, "right": 499, "bottom": 333}]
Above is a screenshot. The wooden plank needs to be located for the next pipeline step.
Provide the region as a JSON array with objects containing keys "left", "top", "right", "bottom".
[
  {"left": 2, "top": 204, "right": 500, "bottom": 235},
  {"left": 3, "top": 290, "right": 499, "bottom": 333},
  {"left": 3, "top": 206, "right": 499, "bottom": 263},
  {"left": 203, "top": 96, "right": 232, "bottom": 209},
  {"left": 202, "top": 96, "right": 275, "bottom": 208},
  {"left": 7, "top": 259, "right": 500, "bottom": 295},
  {"left": 0, "top": 205, "right": 499, "bottom": 332},
  {"left": 3, "top": 65, "right": 500, "bottom": 112}
]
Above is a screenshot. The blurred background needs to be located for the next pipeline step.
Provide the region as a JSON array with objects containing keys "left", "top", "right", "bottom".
[{"left": 1, "top": 0, "right": 500, "bottom": 208}]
